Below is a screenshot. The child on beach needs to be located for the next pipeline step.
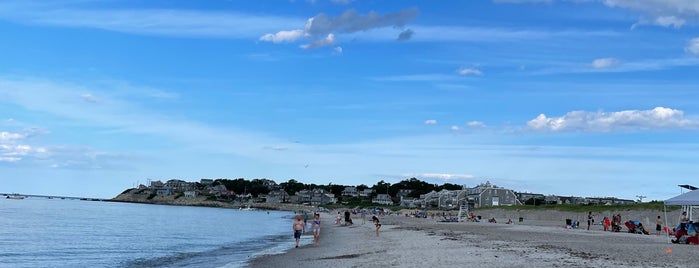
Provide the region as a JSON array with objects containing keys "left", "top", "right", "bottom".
[
  {"left": 603, "top": 217, "right": 610, "bottom": 231},
  {"left": 372, "top": 215, "right": 381, "bottom": 237},
  {"left": 311, "top": 213, "right": 320, "bottom": 247},
  {"left": 656, "top": 216, "right": 663, "bottom": 235},
  {"left": 293, "top": 215, "right": 304, "bottom": 248}
]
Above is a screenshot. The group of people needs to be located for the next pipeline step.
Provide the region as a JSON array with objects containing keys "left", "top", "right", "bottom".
[
  {"left": 293, "top": 213, "right": 321, "bottom": 248},
  {"left": 293, "top": 210, "right": 383, "bottom": 248}
]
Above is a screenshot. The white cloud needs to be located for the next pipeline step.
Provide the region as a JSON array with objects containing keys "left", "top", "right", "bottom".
[
  {"left": 300, "top": 33, "right": 336, "bottom": 49},
  {"left": 408, "top": 173, "right": 477, "bottom": 181},
  {"left": 424, "top": 119, "right": 438, "bottom": 125},
  {"left": 591, "top": 57, "right": 619, "bottom": 69},
  {"left": 259, "top": 29, "right": 305, "bottom": 43},
  {"left": 0, "top": 130, "right": 48, "bottom": 163},
  {"left": 457, "top": 67, "right": 483, "bottom": 76},
  {"left": 333, "top": 46, "right": 343, "bottom": 55},
  {"left": 655, "top": 16, "right": 686, "bottom": 28},
  {"left": 262, "top": 8, "right": 418, "bottom": 49},
  {"left": 686, "top": 38, "right": 699, "bottom": 55},
  {"left": 0, "top": 131, "right": 25, "bottom": 142},
  {"left": 467, "top": 121, "right": 486, "bottom": 128},
  {"left": 450, "top": 125, "right": 460, "bottom": 131},
  {"left": 0, "top": 2, "right": 302, "bottom": 39},
  {"left": 527, "top": 107, "right": 699, "bottom": 132}
]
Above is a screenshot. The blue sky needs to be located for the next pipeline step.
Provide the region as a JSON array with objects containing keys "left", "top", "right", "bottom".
[{"left": 1, "top": 0, "right": 699, "bottom": 200}]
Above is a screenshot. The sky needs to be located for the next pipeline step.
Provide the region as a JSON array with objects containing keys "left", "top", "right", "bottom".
[{"left": 1, "top": 0, "right": 699, "bottom": 200}]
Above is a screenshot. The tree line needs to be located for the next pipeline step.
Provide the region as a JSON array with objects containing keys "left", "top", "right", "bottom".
[{"left": 212, "top": 177, "right": 464, "bottom": 198}]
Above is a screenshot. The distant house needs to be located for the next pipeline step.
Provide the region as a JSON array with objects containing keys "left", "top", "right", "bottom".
[
  {"left": 516, "top": 192, "right": 545, "bottom": 204},
  {"left": 207, "top": 184, "right": 233, "bottom": 199},
  {"left": 296, "top": 189, "right": 336, "bottom": 205},
  {"left": 150, "top": 180, "right": 171, "bottom": 196},
  {"left": 359, "top": 189, "right": 374, "bottom": 198},
  {"left": 341, "top": 187, "right": 359, "bottom": 197},
  {"left": 184, "top": 191, "right": 197, "bottom": 198},
  {"left": 465, "top": 182, "right": 520, "bottom": 208},
  {"left": 200, "top": 179, "right": 214, "bottom": 186},
  {"left": 265, "top": 190, "right": 291, "bottom": 203},
  {"left": 372, "top": 194, "right": 393, "bottom": 205}
]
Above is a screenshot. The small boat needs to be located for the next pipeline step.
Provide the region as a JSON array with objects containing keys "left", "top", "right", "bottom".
[
  {"left": 240, "top": 204, "right": 256, "bottom": 211},
  {"left": 6, "top": 194, "right": 25, "bottom": 200}
]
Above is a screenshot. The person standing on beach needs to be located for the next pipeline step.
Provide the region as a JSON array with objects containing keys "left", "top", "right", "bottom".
[
  {"left": 603, "top": 216, "right": 610, "bottom": 232},
  {"left": 311, "top": 213, "right": 321, "bottom": 247},
  {"left": 361, "top": 210, "right": 367, "bottom": 224},
  {"left": 303, "top": 212, "right": 309, "bottom": 232},
  {"left": 680, "top": 212, "right": 689, "bottom": 229},
  {"left": 293, "top": 215, "right": 304, "bottom": 248},
  {"left": 372, "top": 215, "right": 381, "bottom": 237},
  {"left": 587, "top": 211, "right": 594, "bottom": 230},
  {"left": 656, "top": 216, "right": 663, "bottom": 235}
]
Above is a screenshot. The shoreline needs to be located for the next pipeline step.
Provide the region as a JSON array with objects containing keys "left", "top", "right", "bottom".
[{"left": 246, "top": 211, "right": 694, "bottom": 268}]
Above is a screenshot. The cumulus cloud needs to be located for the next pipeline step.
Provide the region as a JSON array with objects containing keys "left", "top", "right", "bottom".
[
  {"left": 591, "top": 57, "right": 619, "bottom": 69},
  {"left": 333, "top": 46, "right": 343, "bottom": 54},
  {"left": 457, "top": 67, "right": 483, "bottom": 76},
  {"left": 300, "top": 33, "right": 336, "bottom": 49},
  {"left": 450, "top": 125, "right": 460, "bottom": 131},
  {"left": 0, "top": 130, "right": 47, "bottom": 163},
  {"left": 527, "top": 107, "right": 699, "bottom": 132},
  {"left": 687, "top": 38, "right": 699, "bottom": 55},
  {"left": 259, "top": 29, "right": 305, "bottom": 43},
  {"left": 424, "top": 119, "right": 438, "bottom": 125},
  {"left": 260, "top": 8, "right": 419, "bottom": 49},
  {"left": 0, "top": 131, "right": 25, "bottom": 142}
]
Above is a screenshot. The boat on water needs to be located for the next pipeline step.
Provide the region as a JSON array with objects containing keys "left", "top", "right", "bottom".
[
  {"left": 6, "top": 194, "right": 25, "bottom": 200},
  {"left": 239, "top": 204, "right": 256, "bottom": 211}
]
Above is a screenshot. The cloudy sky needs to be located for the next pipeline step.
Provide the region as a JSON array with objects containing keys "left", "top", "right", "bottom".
[{"left": 1, "top": 0, "right": 698, "bottom": 200}]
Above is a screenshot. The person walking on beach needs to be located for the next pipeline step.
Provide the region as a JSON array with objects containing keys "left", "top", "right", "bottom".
[
  {"left": 311, "top": 213, "right": 321, "bottom": 246},
  {"left": 293, "top": 215, "right": 304, "bottom": 248},
  {"left": 372, "top": 215, "right": 381, "bottom": 237},
  {"left": 587, "top": 211, "right": 594, "bottom": 230},
  {"left": 656, "top": 215, "right": 663, "bottom": 235}
]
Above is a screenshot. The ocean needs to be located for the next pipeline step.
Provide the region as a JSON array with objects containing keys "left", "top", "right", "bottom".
[{"left": 0, "top": 197, "right": 303, "bottom": 268}]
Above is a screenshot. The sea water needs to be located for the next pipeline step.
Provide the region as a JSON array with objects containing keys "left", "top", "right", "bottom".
[{"left": 0, "top": 197, "right": 301, "bottom": 268}]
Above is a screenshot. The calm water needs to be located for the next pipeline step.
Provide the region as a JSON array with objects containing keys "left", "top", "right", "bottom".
[{"left": 0, "top": 198, "right": 301, "bottom": 268}]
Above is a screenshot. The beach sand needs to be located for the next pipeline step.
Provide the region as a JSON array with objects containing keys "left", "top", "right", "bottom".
[{"left": 247, "top": 212, "right": 698, "bottom": 268}]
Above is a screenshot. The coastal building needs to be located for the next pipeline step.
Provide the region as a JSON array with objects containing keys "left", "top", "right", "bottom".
[
  {"left": 372, "top": 194, "right": 393, "bottom": 205},
  {"left": 184, "top": 191, "right": 197, "bottom": 198},
  {"left": 200, "top": 179, "right": 214, "bottom": 186},
  {"left": 516, "top": 192, "right": 545, "bottom": 205},
  {"left": 264, "top": 189, "right": 291, "bottom": 203},
  {"left": 295, "top": 189, "right": 337, "bottom": 205},
  {"left": 359, "top": 189, "right": 374, "bottom": 198},
  {"left": 465, "top": 182, "right": 520, "bottom": 208},
  {"left": 341, "top": 187, "right": 359, "bottom": 197}
]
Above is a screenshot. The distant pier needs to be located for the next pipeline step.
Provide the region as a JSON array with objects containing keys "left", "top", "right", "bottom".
[{"left": 1, "top": 193, "right": 106, "bottom": 201}]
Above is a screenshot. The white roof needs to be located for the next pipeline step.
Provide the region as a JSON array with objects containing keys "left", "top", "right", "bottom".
[{"left": 665, "top": 190, "right": 699, "bottom": 206}]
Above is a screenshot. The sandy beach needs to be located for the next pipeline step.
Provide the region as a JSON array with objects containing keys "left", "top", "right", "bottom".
[{"left": 247, "top": 211, "right": 698, "bottom": 268}]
